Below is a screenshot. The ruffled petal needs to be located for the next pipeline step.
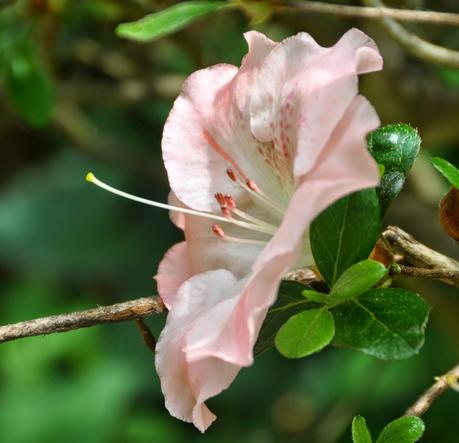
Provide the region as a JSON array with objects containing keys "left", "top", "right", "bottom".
[
  {"left": 155, "top": 241, "right": 193, "bottom": 309},
  {"left": 256, "top": 95, "right": 380, "bottom": 269},
  {"left": 249, "top": 28, "right": 382, "bottom": 180},
  {"left": 155, "top": 270, "right": 240, "bottom": 432}
]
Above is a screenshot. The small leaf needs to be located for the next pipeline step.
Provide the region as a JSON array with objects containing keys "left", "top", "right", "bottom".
[
  {"left": 254, "top": 281, "right": 309, "bottom": 355},
  {"left": 116, "top": 1, "right": 228, "bottom": 42},
  {"left": 275, "top": 308, "right": 335, "bottom": 359},
  {"left": 5, "top": 43, "right": 54, "bottom": 127},
  {"left": 332, "top": 288, "right": 430, "bottom": 360},
  {"left": 330, "top": 260, "right": 387, "bottom": 302},
  {"left": 432, "top": 157, "right": 459, "bottom": 189},
  {"left": 376, "top": 416, "right": 425, "bottom": 443},
  {"left": 368, "top": 124, "right": 420, "bottom": 175},
  {"left": 352, "top": 416, "right": 373, "bottom": 443},
  {"left": 302, "top": 289, "right": 330, "bottom": 304},
  {"left": 310, "top": 189, "right": 381, "bottom": 287}
]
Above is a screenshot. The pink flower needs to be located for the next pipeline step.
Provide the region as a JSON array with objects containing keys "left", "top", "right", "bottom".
[{"left": 87, "top": 29, "right": 383, "bottom": 432}]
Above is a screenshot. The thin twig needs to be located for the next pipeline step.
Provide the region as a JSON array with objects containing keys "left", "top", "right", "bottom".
[
  {"left": 397, "top": 265, "right": 459, "bottom": 282},
  {"left": 362, "top": 0, "right": 459, "bottom": 68},
  {"left": 284, "top": 1, "right": 459, "bottom": 27},
  {"left": 0, "top": 227, "right": 457, "bottom": 346},
  {"left": 0, "top": 296, "right": 165, "bottom": 344},
  {"left": 383, "top": 225, "right": 459, "bottom": 287},
  {"left": 135, "top": 319, "right": 157, "bottom": 353},
  {"left": 406, "top": 363, "right": 459, "bottom": 417}
]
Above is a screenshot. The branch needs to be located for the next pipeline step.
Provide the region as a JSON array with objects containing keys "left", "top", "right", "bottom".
[
  {"left": 0, "top": 227, "right": 457, "bottom": 346},
  {"left": 406, "top": 362, "right": 459, "bottom": 417},
  {"left": 362, "top": 0, "right": 459, "bottom": 68},
  {"left": 285, "top": 1, "right": 459, "bottom": 27},
  {"left": 0, "top": 296, "right": 165, "bottom": 344},
  {"left": 383, "top": 225, "right": 459, "bottom": 287}
]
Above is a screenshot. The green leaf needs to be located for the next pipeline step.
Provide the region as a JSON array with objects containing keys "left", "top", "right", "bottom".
[
  {"left": 432, "top": 157, "right": 459, "bottom": 189},
  {"left": 332, "top": 288, "right": 430, "bottom": 360},
  {"left": 330, "top": 260, "right": 387, "bottom": 302},
  {"left": 116, "top": 1, "right": 228, "bottom": 42},
  {"left": 5, "top": 43, "right": 54, "bottom": 127},
  {"left": 254, "top": 281, "right": 309, "bottom": 355},
  {"left": 275, "top": 308, "right": 335, "bottom": 359},
  {"left": 310, "top": 189, "right": 381, "bottom": 286},
  {"left": 368, "top": 124, "right": 421, "bottom": 175},
  {"left": 302, "top": 289, "right": 331, "bottom": 304},
  {"left": 352, "top": 416, "right": 373, "bottom": 443},
  {"left": 376, "top": 416, "right": 425, "bottom": 443}
]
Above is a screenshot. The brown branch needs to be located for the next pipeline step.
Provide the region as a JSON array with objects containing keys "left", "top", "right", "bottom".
[
  {"left": 383, "top": 225, "right": 459, "bottom": 287},
  {"left": 0, "top": 227, "right": 457, "bottom": 346},
  {"left": 135, "top": 319, "right": 157, "bottom": 353},
  {"left": 284, "top": 1, "right": 459, "bottom": 27},
  {"left": 0, "top": 296, "right": 165, "bottom": 344},
  {"left": 406, "top": 362, "right": 459, "bottom": 417},
  {"left": 362, "top": 0, "right": 459, "bottom": 68}
]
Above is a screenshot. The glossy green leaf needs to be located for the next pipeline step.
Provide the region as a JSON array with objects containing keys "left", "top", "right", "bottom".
[
  {"left": 302, "top": 289, "right": 331, "bottom": 304},
  {"left": 254, "top": 281, "right": 309, "bottom": 355},
  {"left": 330, "top": 260, "right": 387, "bottom": 302},
  {"left": 432, "top": 157, "right": 459, "bottom": 189},
  {"left": 332, "top": 288, "right": 430, "bottom": 360},
  {"left": 275, "top": 308, "right": 335, "bottom": 359},
  {"left": 368, "top": 124, "right": 420, "bottom": 175},
  {"left": 352, "top": 416, "right": 373, "bottom": 443},
  {"left": 116, "top": 1, "right": 228, "bottom": 42},
  {"left": 5, "top": 44, "right": 54, "bottom": 127},
  {"left": 310, "top": 189, "right": 381, "bottom": 286},
  {"left": 376, "top": 416, "right": 425, "bottom": 443}
]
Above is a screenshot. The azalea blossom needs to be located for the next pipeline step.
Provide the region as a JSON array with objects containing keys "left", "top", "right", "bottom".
[{"left": 87, "top": 29, "right": 382, "bottom": 432}]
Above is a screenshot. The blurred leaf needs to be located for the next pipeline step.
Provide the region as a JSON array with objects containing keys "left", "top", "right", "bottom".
[
  {"left": 352, "top": 415, "right": 373, "bottom": 443},
  {"left": 330, "top": 260, "right": 387, "bottom": 302},
  {"left": 5, "top": 42, "right": 54, "bottom": 127},
  {"left": 376, "top": 416, "right": 425, "bottom": 443},
  {"left": 234, "top": 0, "right": 273, "bottom": 25},
  {"left": 332, "top": 288, "right": 430, "bottom": 360},
  {"left": 116, "top": 1, "right": 228, "bottom": 42},
  {"left": 275, "top": 308, "right": 335, "bottom": 359},
  {"left": 255, "top": 281, "right": 309, "bottom": 355},
  {"left": 432, "top": 157, "right": 459, "bottom": 189},
  {"left": 310, "top": 189, "right": 381, "bottom": 286},
  {"left": 368, "top": 124, "right": 420, "bottom": 214},
  {"left": 437, "top": 66, "right": 459, "bottom": 89}
]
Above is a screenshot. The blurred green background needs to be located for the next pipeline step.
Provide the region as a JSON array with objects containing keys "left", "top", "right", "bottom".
[{"left": 0, "top": 1, "right": 458, "bottom": 442}]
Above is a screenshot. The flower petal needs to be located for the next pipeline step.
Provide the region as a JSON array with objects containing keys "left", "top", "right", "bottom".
[
  {"left": 185, "top": 252, "right": 295, "bottom": 366},
  {"left": 155, "top": 241, "right": 193, "bottom": 309},
  {"left": 155, "top": 270, "right": 240, "bottom": 432},
  {"left": 249, "top": 28, "right": 382, "bottom": 179},
  {"left": 256, "top": 95, "right": 380, "bottom": 270}
]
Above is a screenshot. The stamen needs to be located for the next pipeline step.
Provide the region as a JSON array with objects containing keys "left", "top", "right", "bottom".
[
  {"left": 212, "top": 224, "right": 225, "bottom": 238},
  {"left": 86, "top": 172, "right": 277, "bottom": 235},
  {"left": 225, "top": 169, "right": 284, "bottom": 216},
  {"left": 226, "top": 169, "right": 237, "bottom": 182},
  {"left": 224, "top": 195, "right": 236, "bottom": 209},
  {"left": 86, "top": 172, "right": 228, "bottom": 224},
  {"left": 211, "top": 224, "right": 268, "bottom": 245}
]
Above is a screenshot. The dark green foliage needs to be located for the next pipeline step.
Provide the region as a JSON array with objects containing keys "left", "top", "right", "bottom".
[
  {"left": 310, "top": 189, "right": 381, "bottom": 286},
  {"left": 332, "top": 288, "right": 430, "bottom": 360}
]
